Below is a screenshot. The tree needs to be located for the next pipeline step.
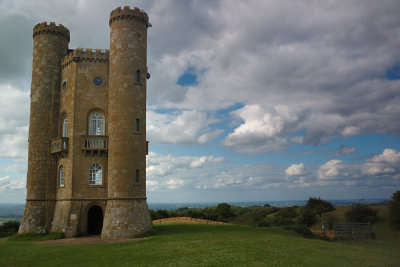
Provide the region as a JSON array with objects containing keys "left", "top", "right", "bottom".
[
  {"left": 304, "top": 197, "right": 335, "bottom": 216},
  {"left": 345, "top": 204, "right": 378, "bottom": 223},
  {"left": 296, "top": 198, "right": 335, "bottom": 227},
  {"left": 215, "top": 203, "right": 234, "bottom": 222},
  {"left": 296, "top": 207, "right": 317, "bottom": 227},
  {"left": 389, "top": 191, "right": 400, "bottom": 228}
]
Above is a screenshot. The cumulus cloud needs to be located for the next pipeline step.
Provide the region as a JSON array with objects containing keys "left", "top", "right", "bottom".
[
  {"left": 147, "top": 109, "right": 223, "bottom": 145},
  {"left": 315, "top": 148, "right": 400, "bottom": 188},
  {"left": 147, "top": 0, "right": 400, "bottom": 148},
  {"left": 146, "top": 152, "right": 226, "bottom": 192},
  {"left": 285, "top": 163, "right": 305, "bottom": 176},
  {"left": 318, "top": 160, "right": 347, "bottom": 180},
  {"left": 223, "top": 104, "right": 298, "bottom": 153},
  {"left": 363, "top": 148, "right": 400, "bottom": 176}
]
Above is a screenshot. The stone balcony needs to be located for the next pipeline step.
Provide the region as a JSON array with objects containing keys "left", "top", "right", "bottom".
[
  {"left": 81, "top": 135, "right": 108, "bottom": 156},
  {"left": 51, "top": 137, "right": 69, "bottom": 158}
]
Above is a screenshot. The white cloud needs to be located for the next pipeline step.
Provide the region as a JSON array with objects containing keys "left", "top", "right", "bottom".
[
  {"left": 285, "top": 163, "right": 305, "bottom": 176},
  {"left": 147, "top": 109, "right": 223, "bottom": 145},
  {"left": 371, "top": 148, "right": 400, "bottom": 164},
  {"left": 223, "top": 104, "right": 298, "bottom": 153},
  {"left": 0, "top": 176, "right": 25, "bottom": 192},
  {"left": 0, "top": 85, "right": 29, "bottom": 160},
  {"left": 318, "top": 160, "right": 345, "bottom": 179},
  {"left": 166, "top": 179, "right": 185, "bottom": 190},
  {"left": 147, "top": 0, "right": 400, "bottom": 147},
  {"left": 314, "top": 148, "right": 400, "bottom": 190},
  {"left": 363, "top": 148, "right": 400, "bottom": 176},
  {"left": 338, "top": 145, "right": 357, "bottom": 155},
  {"left": 146, "top": 152, "right": 227, "bottom": 184},
  {"left": 342, "top": 126, "right": 360, "bottom": 137}
]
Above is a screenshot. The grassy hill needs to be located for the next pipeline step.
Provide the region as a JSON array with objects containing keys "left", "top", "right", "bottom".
[{"left": 1, "top": 224, "right": 399, "bottom": 266}]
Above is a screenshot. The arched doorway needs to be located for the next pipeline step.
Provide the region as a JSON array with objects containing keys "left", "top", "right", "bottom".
[{"left": 87, "top": 205, "right": 103, "bottom": 235}]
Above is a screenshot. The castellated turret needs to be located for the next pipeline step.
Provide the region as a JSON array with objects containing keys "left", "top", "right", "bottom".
[
  {"left": 19, "top": 6, "right": 152, "bottom": 238},
  {"left": 102, "top": 6, "right": 152, "bottom": 238},
  {"left": 19, "top": 22, "right": 70, "bottom": 234}
]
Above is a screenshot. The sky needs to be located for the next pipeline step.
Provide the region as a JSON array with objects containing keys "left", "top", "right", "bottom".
[{"left": 0, "top": 0, "right": 400, "bottom": 203}]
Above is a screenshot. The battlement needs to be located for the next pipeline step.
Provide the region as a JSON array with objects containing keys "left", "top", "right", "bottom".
[
  {"left": 109, "top": 6, "right": 149, "bottom": 26},
  {"left": 61, "top": 48, "right": 109, "bottom": 68},
  {"left": 33, "top": 22, "right": 70, "bottom": 41}
]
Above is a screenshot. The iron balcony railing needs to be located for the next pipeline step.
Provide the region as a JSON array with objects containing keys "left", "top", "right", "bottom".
[{"left": 81, "top": 135, "right": 108, "bottom": 151}]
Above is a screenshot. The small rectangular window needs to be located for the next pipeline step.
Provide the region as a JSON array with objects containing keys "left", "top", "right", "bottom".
[
  {"left": 136, "top": 70, "right": 140, "bottom": 82},
  {"left": 135, "top": 169, "right": 139, "bottom": 183},
  {"left": 59, "top": 166, "right": 64, "bottom": 187},
  {"left": 136, "top": 119, "right": 140, "bottom": 132}
]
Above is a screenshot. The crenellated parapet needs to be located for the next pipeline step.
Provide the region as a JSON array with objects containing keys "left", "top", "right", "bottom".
[
  {"left": 33, "top": 22, "right": 70, "bottom": 41},
  {"left": 61, "top": 48, "right": 109, "bottom": 68},
  {"left": 109, "top": 6, "right": 149, "bottom": 26}
]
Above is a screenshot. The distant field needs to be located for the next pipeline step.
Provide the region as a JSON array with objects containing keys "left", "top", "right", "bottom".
[
  {"left": 0, "top": 204, "right": 24, "bottom": 224},
  {"left": 1, "top": 224, "right": 400, "bottom": 266}
]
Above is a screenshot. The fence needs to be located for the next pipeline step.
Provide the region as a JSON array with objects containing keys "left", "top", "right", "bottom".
[{"left": 334, "top": 222, "right": 372, "bottom": 239}]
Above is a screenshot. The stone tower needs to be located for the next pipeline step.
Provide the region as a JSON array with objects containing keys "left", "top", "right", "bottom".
[{"left": 19, "top": 6, "right": 152, "bottom": 238}]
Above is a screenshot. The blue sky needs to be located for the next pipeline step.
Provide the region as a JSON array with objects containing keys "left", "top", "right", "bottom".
[{"left": 0, "top": 0, "right": 399, "bottom": 203}]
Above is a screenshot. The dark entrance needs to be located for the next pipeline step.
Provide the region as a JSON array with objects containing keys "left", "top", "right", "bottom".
[{"left": 87, "top": 205, "right": 103, "bottom": 235}]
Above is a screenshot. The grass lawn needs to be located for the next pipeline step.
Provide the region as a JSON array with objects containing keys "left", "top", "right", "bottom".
[{"left": 1, "top": 224, "right": 400, "bottom": 266}]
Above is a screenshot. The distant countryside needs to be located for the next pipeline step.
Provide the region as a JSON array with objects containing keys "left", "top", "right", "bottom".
[{"left": 1, "top": 192, "right": 400, "bottom": 266}]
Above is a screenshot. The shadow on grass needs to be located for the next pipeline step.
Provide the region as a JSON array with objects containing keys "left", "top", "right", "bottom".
[
  {"left": 7, "top": 232, "right": 65, "bottom": 242},
  {"left": 137, "top": 223, "right": 240, "bottom": 238}
]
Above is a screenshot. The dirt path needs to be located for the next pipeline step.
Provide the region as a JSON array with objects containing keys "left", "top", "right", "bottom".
[{"left": 34, "top": 236, "right": 149, "bottom": 245}]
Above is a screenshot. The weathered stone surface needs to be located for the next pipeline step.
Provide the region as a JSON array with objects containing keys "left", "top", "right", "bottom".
[
  {"left": 20, "top": 6, "right": 152, "bottom": 238},
  {"left": 102, "top": 199, "right": 151, "bottom": 238}
]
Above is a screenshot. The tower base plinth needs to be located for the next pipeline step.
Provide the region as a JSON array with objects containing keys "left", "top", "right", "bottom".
[
  {"left": 18, "top": 200, "right": 54, "bottom": 234},
  {"left": 101, "top": 199, "right": 152, "bottom": 239}
]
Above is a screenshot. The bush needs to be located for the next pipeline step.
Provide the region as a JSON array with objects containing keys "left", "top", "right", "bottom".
[
  {"left": 215, "top": 203, "right": 234, "bottom": 220},
  {"left": 296, "top": 198, "right": 335, "bottom": 227},
  {"left": 345, "top": 204, "right": 378, "bottom": 223},
  {"left": 389, "top": 191, "right": 400, "bottom": 228},
  {"left": 296, "top": 207, "right": 317, "bottom": 227},
  {"left": 0, "top": 220, "right": 20, "bottom": 238},
  {"left": 235, "top": 206, "right": 277, "bottom": 226},
  {"left": 267, "top": 207, "right": 297, "bottom": 226}
]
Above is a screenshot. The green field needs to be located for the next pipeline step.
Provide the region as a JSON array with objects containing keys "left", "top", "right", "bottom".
[{"left": 1, "top": 224, "right": 399, "bottom": 266}]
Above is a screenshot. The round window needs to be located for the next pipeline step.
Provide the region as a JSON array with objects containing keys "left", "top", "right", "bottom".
[
  {"left": 62, "top": 81, "right": 67, "bottom": 90},
  {"left": 93, "top": 77, "right": 103, "bottom": 86}
]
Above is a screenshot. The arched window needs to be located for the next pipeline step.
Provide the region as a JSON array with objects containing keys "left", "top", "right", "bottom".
[
  {"left": 89, "top": 163, "right": 102, "bottom": 185},
  {"left": 62, "top": 116, "right": 68, "bottom": 137},
  {"left": 136, "top": 70, "right": 140, "bottom": 82},
  {"left": 59, "top": 165, "right": 64, "bottom": 187},
  {"left": 89, "top": 112, "right": 105, "bottom": 135}
]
